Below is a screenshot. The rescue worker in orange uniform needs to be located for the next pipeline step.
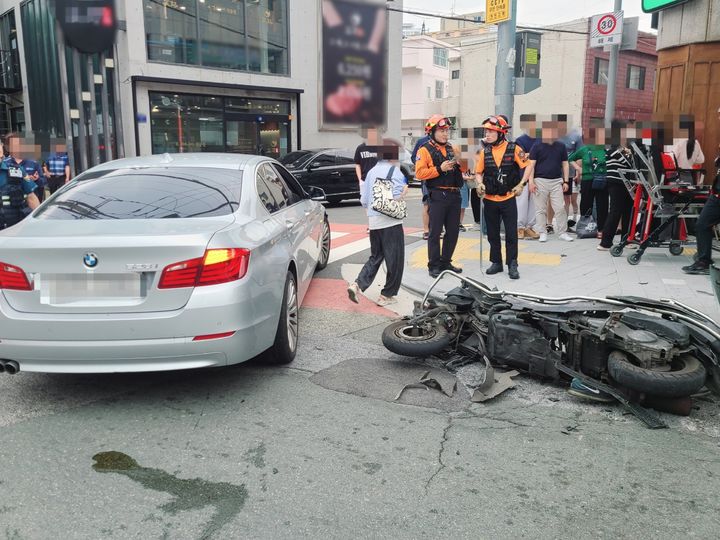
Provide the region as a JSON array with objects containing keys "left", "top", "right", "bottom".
[
  {"left": 475, "top": 115, "right": 532, "bottom": 279},
  {"left": 415, "top": 115, "right": 467, "bottom": 278}
]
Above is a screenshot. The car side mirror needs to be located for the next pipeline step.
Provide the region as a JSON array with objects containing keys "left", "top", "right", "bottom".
[{"left": 307, "top": 186, "right": 326, "bottom": 202}]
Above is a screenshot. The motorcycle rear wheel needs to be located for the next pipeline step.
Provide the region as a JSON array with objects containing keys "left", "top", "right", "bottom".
[
  {"left": 382, "top": 321, "right": 451, "bottom": 357},
  {"left": 608, "top": 350, "right": 706, "bottom": 398}
]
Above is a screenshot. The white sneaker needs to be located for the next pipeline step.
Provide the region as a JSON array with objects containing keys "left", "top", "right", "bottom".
[
  {"left": 559, "top": 232, "right": 575, "bottom": 242},
  {"left": 539, "top": 232, "right": 548, "bottom": 242}
]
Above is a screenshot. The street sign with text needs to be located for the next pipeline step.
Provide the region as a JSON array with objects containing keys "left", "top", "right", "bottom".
[
  {"left": 486, "top": 0, "right": 510, "bottom": 25},
  {"left": 590, "top": 11, "right": 624, "bottom": 48}
]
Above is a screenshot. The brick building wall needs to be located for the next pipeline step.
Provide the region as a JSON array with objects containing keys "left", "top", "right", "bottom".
[{"left": 581, "top": 28, "right": 658, "bottom": 141}]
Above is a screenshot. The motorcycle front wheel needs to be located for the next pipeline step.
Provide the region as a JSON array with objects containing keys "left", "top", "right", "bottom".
[
  {"left": 608, "top": 350, "right": 706, "bottom": 398},
  {"left": 382, "top": 320, "right": 452, "bottom": 357}
]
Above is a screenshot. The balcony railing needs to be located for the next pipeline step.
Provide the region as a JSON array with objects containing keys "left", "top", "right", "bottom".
[{"left": 0, "top": 49, "right": 22, "bottom": 93}]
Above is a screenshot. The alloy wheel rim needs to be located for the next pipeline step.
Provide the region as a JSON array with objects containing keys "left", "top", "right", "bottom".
[
  {"left": 286, "top": 279, "right": 299, "bottom": 352},
  {"left": 320, "top": 222, "right": 330, "bottom": 265}
]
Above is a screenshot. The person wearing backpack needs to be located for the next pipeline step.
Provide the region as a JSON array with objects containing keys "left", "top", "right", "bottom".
[{"left": 474, "top": 116, "right": 532, "bottom": 279}]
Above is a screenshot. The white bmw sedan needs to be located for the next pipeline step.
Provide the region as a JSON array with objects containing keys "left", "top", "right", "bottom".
[{"left": 0, "top": 153, "right": 330, "bottom": 374}]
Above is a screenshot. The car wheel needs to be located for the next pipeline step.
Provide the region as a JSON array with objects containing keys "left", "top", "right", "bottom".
[
  {"left": 315, "top": 218, "right": 331, "bottom": 271},
  {"left": 264, "top": 271, "right": 298, "bottom": 364}
]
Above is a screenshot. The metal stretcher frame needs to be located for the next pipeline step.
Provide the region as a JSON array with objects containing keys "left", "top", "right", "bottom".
[{"left": 612, "top": 143, "right": 710, "bottom": 264}]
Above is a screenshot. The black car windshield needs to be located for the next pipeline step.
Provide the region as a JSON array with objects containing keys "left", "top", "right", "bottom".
[
  {"left": 280, "top": 151, "right": 315, "bottom": 169},
  {"left": 34, "top": 167, "right": 242, "bottom": 220}
]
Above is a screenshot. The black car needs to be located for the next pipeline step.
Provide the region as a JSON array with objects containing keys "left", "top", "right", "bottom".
[{"left": 280, "top": 149, "right": 360, "bottom": 204}]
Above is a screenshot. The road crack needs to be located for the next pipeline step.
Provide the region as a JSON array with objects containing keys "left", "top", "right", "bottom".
[{"left": 424, "top": 416, "right": 453, "bottom": 494}]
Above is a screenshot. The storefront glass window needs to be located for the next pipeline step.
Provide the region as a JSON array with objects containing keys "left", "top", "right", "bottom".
[
  {"left": 150, "top": 93, "right": 224, "bottom": 153},
  {"left": 245, "top": 0, "right": 288, "bottom": 74},
  {"left": 199, "top": 0, "right": 246, "bottom": 70},
  {"left": 144, "top": 0, "right": 288, "bottom": 75},
  {"left": 144, "top": 0, "right": 199, "bottom": 65}
]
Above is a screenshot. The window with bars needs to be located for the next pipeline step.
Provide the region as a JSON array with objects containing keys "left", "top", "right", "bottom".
[{"left": 435, "top": 80, "right": 444, "bottom": 99}]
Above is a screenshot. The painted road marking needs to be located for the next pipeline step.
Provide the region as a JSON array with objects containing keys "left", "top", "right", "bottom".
[
  {"left": 302, "top": 278, "right": 395, "bottom": 317},
  {"left": 409, "top": 237, "right": 562, "bottom": 269}
]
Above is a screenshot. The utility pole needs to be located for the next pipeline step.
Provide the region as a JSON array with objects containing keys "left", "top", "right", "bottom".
[
  {"left": 494, "top": 0, "right": 517, "bottom": 134},
  {"left": 604, "top": 0, "right": 623, "bottom": 127}
]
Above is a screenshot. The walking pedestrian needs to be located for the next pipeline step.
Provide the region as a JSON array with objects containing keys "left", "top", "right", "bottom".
[
  {"left": 474, "top": 115, "right": 531, "bottom": 279},
  {"left": 527, "top": 120, "right": 574, "bottom": 242},
  {"left": 514, "top": 114, "right": 540, "bottom": 240},
  {"left": 354, "top": 128, "right": 380, "bottom": 183},
  {"left": 415, "top": 115, "right": 466, "bottom": 278},
  {"left": 347, "top": 142, "right": 409, "bottom": 305}
]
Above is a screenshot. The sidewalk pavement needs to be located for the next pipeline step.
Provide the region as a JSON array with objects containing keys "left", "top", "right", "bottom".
[{"left": 401, "top": 224, "right": 720, "bottom": 323}]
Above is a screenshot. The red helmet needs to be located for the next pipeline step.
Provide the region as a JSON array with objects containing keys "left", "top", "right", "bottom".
[
  {"left": 425, "top": 114, "right": 452, "bottom": 135},
  {"left": 482, "top": 115, "right": 511, "bottom": 134}
]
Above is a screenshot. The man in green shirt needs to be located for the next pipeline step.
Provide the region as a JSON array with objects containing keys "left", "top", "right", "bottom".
[{"left": 569, "top": 125, "right": 608, "bottom": 235}]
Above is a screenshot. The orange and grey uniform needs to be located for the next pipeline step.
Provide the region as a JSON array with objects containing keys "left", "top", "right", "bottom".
[
  {"left": 475, "top": 140, "right": 528, "bottom": 266},
  {"left": 416, "top": 140, "right": 464, "bottom": 271}
]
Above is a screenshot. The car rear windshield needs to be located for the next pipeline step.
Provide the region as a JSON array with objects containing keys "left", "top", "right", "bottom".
[
  {"left": 34, "top": 167, "right": 242, "bottom": 220},
  {"left": 280, "top": 151, "right": 314, "bottom": 169}
]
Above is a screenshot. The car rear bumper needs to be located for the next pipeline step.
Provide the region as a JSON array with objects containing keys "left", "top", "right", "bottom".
[{"left": 0, "top": 328, "right": 257, "bottom": 373}]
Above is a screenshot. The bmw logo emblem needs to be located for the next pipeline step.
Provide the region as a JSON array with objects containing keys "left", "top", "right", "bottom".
[{"left": 83, "top": 253, "right": 99, "bottom": 268}]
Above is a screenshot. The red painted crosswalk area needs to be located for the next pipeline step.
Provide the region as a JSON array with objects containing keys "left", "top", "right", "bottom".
[{"left": 302, "top": 278, "right": 395, "bottom": 316}]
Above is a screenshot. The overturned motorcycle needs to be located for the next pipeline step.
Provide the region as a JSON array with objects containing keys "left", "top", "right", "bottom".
[{"left": 382, "top": 271, "right": 720, "bottom": 429}]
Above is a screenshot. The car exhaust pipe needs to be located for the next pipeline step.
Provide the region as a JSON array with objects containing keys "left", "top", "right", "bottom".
[{"left": 2, "top": 360, "right": 19, "bottom": 375}]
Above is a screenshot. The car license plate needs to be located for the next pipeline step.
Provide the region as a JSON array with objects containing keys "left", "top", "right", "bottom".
[{"left": 39, "top": 273, "right": 143, "bottom": 305}]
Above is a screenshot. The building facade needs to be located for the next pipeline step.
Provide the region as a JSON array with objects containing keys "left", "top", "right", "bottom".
[
  {"left": 401, "top": 35, "right": 458, "bottom": 144},
  {"left": 0, "top": 0, "right": 402, "bottom": 173},
  {"left": 401, "top": 16, "right": 659, "bottom": 147}
]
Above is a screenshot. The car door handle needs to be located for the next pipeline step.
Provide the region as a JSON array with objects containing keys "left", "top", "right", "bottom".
[{"left": 331, "top": 171, "right": 341, "bottom": 176}]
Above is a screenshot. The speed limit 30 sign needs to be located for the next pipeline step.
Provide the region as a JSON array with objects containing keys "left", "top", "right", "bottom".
[{"left": 590, "top": 11, "right": 624, "bottom": 48}]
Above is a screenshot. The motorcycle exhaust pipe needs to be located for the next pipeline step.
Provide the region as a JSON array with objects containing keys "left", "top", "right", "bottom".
[{"left": 2, "top": 360, "right": 19, "bottom": 375}]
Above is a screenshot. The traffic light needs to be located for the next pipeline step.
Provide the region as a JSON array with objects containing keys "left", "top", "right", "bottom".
[{"left": 54, "top": 0, "right": 117, "bottom": 54}]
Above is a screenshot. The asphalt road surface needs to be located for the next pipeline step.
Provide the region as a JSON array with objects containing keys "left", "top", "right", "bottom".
[{"left": 1, "top": 190, "right": 719, "bottom": 539}]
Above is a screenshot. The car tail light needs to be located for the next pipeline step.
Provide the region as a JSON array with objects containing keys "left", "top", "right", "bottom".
[
  {"left": 158, "top": 249, "right": 250, "bottom": 289},
  {"left": 0, "top": 262, "right": 32, "bottom": 291}
]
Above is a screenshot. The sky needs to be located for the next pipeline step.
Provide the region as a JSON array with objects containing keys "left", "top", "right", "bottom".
[{"left": 402, "top": 0, "right": 656, "bottom": 33}]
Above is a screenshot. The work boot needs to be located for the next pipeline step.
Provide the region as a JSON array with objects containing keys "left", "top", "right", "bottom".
[
  {"left": 517, "top": 228, "right": 525, "bottom": 239},
  {"left": 508, "top": 262, "right": 520, "bottom": 280},
  {"left": 524, "top": 227, "right": 540, "bottom": 240},
  {"left": 486, "top": 262, "right": 503, "bottom": 275}
]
